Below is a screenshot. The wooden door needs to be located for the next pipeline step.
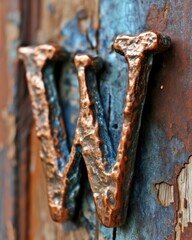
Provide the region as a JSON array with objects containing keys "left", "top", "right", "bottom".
[{"left": 1, "top": 0, "right": 192, "bottom": 239}]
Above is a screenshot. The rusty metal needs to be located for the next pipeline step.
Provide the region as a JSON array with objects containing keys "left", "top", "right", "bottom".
[{"left": 18, "top": 31, "right": 171, "bottom": 227}]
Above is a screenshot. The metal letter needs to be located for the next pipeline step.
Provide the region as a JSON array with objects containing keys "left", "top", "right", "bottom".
[{"left": 18, "top": 31, "right": 171, "bottom": 227}]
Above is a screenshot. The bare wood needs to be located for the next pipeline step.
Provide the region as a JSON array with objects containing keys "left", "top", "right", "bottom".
[
  {"left": 175, "top": 157, "right": 192, "bottom": 239},
  {"left": 155, "top": 182, "right": 174, "bottom": 207}
]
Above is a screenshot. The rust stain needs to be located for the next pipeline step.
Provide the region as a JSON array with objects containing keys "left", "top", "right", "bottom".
[
  {"left": 146, "top": 0, "right": 170, "bottom": 32},
  {"left": 145, "top": 0, "right": 192, "bottom": 154},
  {"left": 167, "top": 234, "right": 175, "bottom": 240},
  {"left": 19, "top": 31, "right": 170, "bottom": 227},
  {"left": 180, "top": 223, "right": 192, "bottom": 240},
  {"left": 146, "top": 3, "right": 192, "bottom": 237}
]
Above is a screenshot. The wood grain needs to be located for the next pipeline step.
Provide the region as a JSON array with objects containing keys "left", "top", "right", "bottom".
[{"left": 0, "top": 0, "right": 20, "bottom": 239}]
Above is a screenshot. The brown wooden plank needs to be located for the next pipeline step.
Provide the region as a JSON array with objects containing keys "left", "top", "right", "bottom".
[{"left": 0, "top": 0, "right": 20, "bottom": 239}]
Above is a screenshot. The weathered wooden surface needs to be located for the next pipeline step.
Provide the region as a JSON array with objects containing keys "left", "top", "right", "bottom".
[
  {"left": 0, "top": 0, "right": 21, "bottom": 239},
  {"left": 1, "top": 0, "right": 192, "bottom": 239},
  {"left": 114, "top": 1, "right": 192, "bottom": 239}
]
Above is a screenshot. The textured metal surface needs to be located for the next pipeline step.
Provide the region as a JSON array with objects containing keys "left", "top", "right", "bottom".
[
  {"left": 18, "top": 31, "right": 170, "bottom": 228},
  {"left": 18, "top": 45, "right": 81, "bottom": 223}
]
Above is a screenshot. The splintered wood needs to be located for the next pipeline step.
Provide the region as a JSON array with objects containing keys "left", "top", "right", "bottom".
[
  {"left": 156, "top": 156, "right": 192, "bottom": 239},
  {"left": 175, "top": 156, "right": 192, "bottom": 239},
  {"left": 155, "top": 182, "right": 174, "bottom": 207}
]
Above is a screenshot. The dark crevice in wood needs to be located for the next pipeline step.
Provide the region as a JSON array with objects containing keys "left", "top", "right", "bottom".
[
  {"left": 14, "top": 61, "right": 32, "bottom": 240},
  {"left": 113, "top": 227, "right": 117, "bottom": 240},
  {"left": 14, "top": 0, "right": 40, "bottom": 239}
]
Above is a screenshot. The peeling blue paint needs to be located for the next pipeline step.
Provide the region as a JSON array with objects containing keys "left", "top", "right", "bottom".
[{"left": 116, "top": 124, "right": 175, "bottom": 240}]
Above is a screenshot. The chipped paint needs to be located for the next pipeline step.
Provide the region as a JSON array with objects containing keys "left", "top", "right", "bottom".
[
  {"left": 155, "top": 182, "right": 174, "bottom": 207},
  {"left": 175, "top": 156, "right": 192, "bottom": 239},
  {"left": 154, "top": 156, "right": 192, "bottom": 239}
]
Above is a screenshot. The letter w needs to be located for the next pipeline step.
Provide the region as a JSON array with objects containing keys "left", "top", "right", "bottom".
[{"left": 18, "top": 32, "right": 170, "bottom": 227}]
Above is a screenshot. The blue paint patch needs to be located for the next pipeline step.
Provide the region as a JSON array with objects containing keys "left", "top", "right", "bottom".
[
  {"left": 99, "top": 0, "right": 144, "bottom": 151},
  {"left": 117, "top": 122, "right": 188, "bottom": 240},
  {"left": 60, "top": 17, "right": 91, "bottom": 53},
  {"left": 47, "top": 3, "right": 55, "bottom": 15}
]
